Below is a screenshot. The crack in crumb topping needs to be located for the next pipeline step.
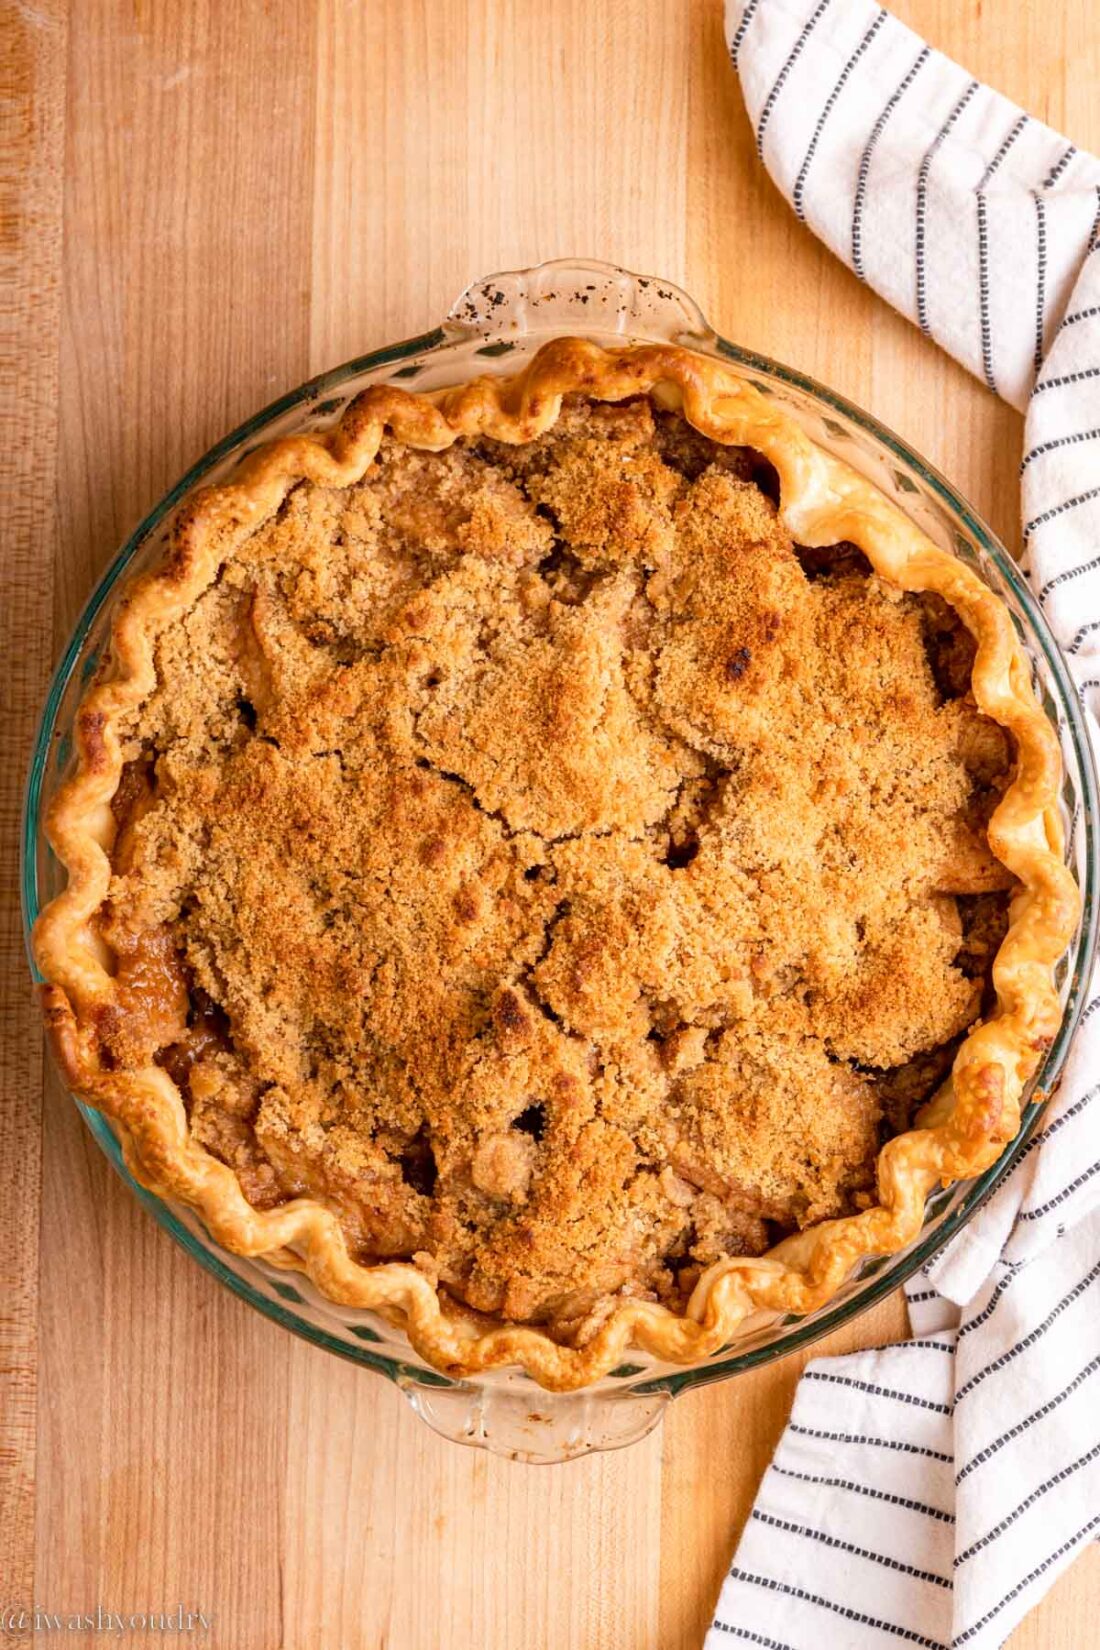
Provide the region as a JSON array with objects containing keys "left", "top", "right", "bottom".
[{"left": 97, "top": 395, "right": 1016, "bottom": 1332}]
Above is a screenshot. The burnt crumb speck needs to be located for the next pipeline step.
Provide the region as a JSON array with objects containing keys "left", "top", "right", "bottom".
[
  {"left": 725, "top": 647, "right": 752, "bottom": 681},
  {"left": 477, "top": 283, "right": 506, "bottom": 309}
]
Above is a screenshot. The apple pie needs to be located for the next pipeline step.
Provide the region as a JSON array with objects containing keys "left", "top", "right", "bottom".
[{"left": 34, "top": 339, "right": 1079, "bottom": 1390}]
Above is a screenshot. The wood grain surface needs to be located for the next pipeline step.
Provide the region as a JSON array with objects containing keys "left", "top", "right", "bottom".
[{"left": 3, "top": 3, "right": 1097, "bottom": 1646}]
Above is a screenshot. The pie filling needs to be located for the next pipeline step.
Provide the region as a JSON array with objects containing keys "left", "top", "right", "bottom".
[{"left": 97, "top": 396, "right": 1015, "bottom": 1335}]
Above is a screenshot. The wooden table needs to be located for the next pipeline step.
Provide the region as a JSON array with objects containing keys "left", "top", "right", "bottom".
[{"left": 4, "top": 3, "right": 1097, "bottom": 1645}]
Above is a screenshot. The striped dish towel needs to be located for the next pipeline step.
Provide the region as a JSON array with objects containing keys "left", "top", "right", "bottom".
[{"left": 708, "top": 4, "right": 1100, "bottom": 1648}]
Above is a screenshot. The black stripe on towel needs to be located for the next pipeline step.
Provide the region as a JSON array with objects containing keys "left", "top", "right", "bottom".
[
  {"left": 958, "top": 1266, "right": 1021, "bottom": 1338},
  {"left": 1035, "top": 293, "right": 1100, "bottom": 372},
  {"left": 916, "top": 81, "right": 979, "bottom": 336},
  {"left": 756, "top": 0, "right": 835, "bottom": 158},
  {"left": 1059, "top": 304, "right": 1100, "bottom": 330},
  {"left": 730, "top": 0, "right": 764, "bottom": 67},
  {"left": 751, "top": 1509, "right": 951, "bottom": 1588},
  {"left": 852, "top": 46, "right": 931, "bottom": 280},
  {"left": 1033, "top": 191, "right": 1048, "bottom": 372},
  {"left": 1021, "top": 1082, "right": 1100, "bottom": 1152},
  {"left": 803, "top": 1368, "right": 952, "bottom": 1413},
  {"left": 711, "top": 1628, "right": 798, "bottom": 1650},
  {"left": 788, "top": 1422, "right": 952, "bottom": 1462},
  {"left": 955, "top": 1439, "right": 1100, "bottom": 1566},
  {"left": 1021, "top": 424, "right": 1100, "bottom": 471},
  {"left": 1032, "top": 362, "right": 1100, "bottom": 396},
  {"left": 955, "top": 1257, "right": 1100, "bottom": 1401},
  {"left": 1024, "top": 482, "right": 1100, "bottom": 538},
  {"left": 957, "top": 1351, "right": 1100, "bottom": 1484},
  {"left": 978, "top": 111, "right": 1030, "bottom": 183},
  {"left": 976, "top": 113, "right": 1030, "bottom": 393},
  {"left": 772, "top": 1463, "right": 954, "bottom": 1523},
  {"left": 1018, "top": 1156, "right": 1100, "bottom": 1222},
  {"left": 1043, "top": 142, "right": 1077, "bottom": 188},
  {"left": 1038, "top": 549, "right": 1100, "bottom": 601},
  {"left": 793, "top": 10, "right": 888, "bottom": 220},
  {"left": 728, "top": 1572, "right": 949, "bottom": 1650},
  {"left": 953, "top": 1513, "right": 1100, "bottom": 1643},
  {"left": 1066, "top": 619, "right": 1100, "bottom": 652},
  {"left": 977, "top": 194, "right": 996, "bottom": 390}
]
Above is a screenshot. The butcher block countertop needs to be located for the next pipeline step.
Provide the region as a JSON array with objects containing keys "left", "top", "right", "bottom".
[{"left": 3, "top": 2, "right": 1097, "bottom": 1645}]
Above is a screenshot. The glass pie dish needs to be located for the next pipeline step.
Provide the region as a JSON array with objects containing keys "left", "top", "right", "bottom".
[{"left": 22, "top": 259, "right": 1099, "bottom": 1463}]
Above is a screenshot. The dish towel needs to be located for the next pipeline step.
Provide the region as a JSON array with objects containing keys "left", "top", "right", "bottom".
[{"left": 708, "top": 5, "right": 1100, "bottom": 1648}]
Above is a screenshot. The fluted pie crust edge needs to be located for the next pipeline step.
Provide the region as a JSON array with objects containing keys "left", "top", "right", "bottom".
[{"left": 34, "top": 339, "right": 1080, "bottom": 1391}]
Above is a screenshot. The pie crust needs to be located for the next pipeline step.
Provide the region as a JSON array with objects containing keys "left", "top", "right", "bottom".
[{"left": 34, "top": 339, "right": 1080, "bottom": 1391}]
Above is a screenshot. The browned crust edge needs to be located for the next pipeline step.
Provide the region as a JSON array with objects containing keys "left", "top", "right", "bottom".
[{"left": 32, "top": 339, "right": 1080, "bottom": 1391}]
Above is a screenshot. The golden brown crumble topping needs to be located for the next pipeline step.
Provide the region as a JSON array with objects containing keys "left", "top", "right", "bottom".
[{"left": 98, "top": 395, "right": 1015, "bottom": 1330}]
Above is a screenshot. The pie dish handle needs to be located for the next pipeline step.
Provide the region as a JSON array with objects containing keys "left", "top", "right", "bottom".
[
  {"left": 443, "top": 257, "right": 717, "bottom": 350},
  {"left": 397, "top": 1371, "right": 671, "bottom": 1464}
]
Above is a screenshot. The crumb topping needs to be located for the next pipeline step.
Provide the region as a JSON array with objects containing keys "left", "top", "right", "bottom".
[{"left": 99, "top": 395, "right": 1015, "bottom": 1330}]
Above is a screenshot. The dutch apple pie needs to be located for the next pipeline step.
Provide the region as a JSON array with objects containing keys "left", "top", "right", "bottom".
[{"left": 35, "top": 340, "right": 1079, "bottom": 1389}]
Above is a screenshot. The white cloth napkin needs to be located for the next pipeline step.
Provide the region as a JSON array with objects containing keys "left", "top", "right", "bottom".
[{"left": 708, "top": 5, "right": 1100, "bottom": 1648}]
